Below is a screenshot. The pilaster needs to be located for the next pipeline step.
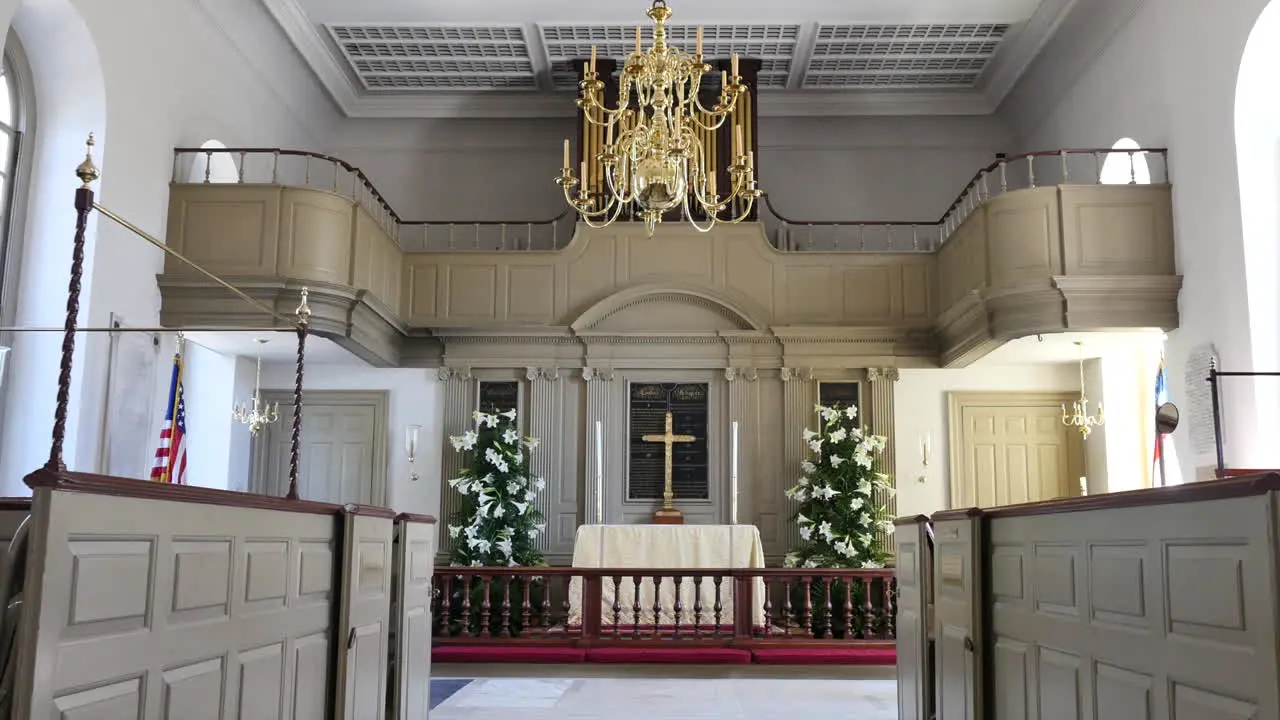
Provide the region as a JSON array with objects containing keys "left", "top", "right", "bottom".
[
  {"left": 583, "top": 367, "right": 615, "bottom": 524},
  {"left": 867, "top": 367, "right": 900, "bottom": 551},
  {"left": 526, "top": 366, "right": 560, "bottom": 552},
  {"left": 725, "top": 367, "right": 759, "bottom": 526},
  {"left": 437, "top": 366, "right": 475, "bottom": 554},
  {"left": 780, "top": 366, "right": 816, "bottom": 551}
]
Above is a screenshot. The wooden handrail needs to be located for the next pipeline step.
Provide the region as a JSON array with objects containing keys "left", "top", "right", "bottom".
[{"left": 174, "top": 145, "right": 1167, "bottom": 231}]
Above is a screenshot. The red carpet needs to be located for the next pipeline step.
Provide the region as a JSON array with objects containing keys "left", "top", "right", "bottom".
[{"left": 433, "top": 644, "right": 896, "bottom": 666}]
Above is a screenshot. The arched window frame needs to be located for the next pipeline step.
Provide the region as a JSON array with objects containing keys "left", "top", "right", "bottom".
[
  {"left": 1100, "top": 137, "right": 1152, "bottom": 185},
  {"left": 0, "top": 32, "right": 33, "bottom": 333}
]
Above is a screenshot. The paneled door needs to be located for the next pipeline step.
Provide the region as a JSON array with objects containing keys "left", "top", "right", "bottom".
[
  {"left": 253, "top": 390, "right": 388, "bottom": 506},
  {"left": 948, "top": 393, "right": 1084, "bottom": 509}
]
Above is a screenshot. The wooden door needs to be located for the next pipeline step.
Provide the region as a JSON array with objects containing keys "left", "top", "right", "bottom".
[
  {"left": 335, "top": 510, "right": 394, "bottom": 720},
  {"left": 949, "top": 395, "right": 1083, "bottom": 509},
  {"left": 933, "top": 516, "right": 983, "bottom": 720},
  {"left": 253, "top": 392, "right": 387, "bottom": 506},
  {"left": 390, "top": 518, "right": 435, "bottom": 720}
]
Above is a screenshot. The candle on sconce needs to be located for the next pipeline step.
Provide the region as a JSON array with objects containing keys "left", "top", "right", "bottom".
[
  {"left": 405, "top": 424, "right": 421, "bottom": 482},
  {"left": 590, "top": 45, "right": 597, "bottom": 73},
  {"left": 731, "top": 54, "right": 739, "bottom": 77},
  {"left": 696, "top": 26, "right": 703, "bottom": 56},
  {"left": 730, "top": 421, "right": 740, "bottom": 524},
  {"left": 595, "top": 420, "right": 605, "bottom": 522},
  {"left": 635, "top": 26, "right": 641, "bottom": 53},
  {"left": 562, "top": 139, "right": 570, "bottom": 169}
]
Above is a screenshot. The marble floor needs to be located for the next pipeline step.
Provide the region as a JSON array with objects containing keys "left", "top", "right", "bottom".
[{"left": 428, "top": 673, "right": 897, "bottom": 719}]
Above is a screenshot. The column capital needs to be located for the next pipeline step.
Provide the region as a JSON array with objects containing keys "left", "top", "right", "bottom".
[
  {"left": 582, "top": 367, "right": 615, "bottom": 382},
  {"left": 526, "top": 366, "right": 560, "bottom": 382},
  {"left": 780, "top": 367, "right": 813, "bottom": 382},
  {"left": 867, "top": 367, "right": 901, "bottom": 383},
  {"left": 724, "top": 367, "right": 759, "bottom": 382},
  {"left": 437, "top": 366, "right": 473, "bottom": 382}
]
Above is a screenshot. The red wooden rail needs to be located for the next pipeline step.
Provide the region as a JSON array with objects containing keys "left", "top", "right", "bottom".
[{"left": 432, "top": 566, "right": 896, "bottom": 649}]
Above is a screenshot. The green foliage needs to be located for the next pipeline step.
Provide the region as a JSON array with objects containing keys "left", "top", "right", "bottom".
[
  {"left": 783, "top": 403, "right": 894, "bottom": 569},
  {"left": 446, "top": 409, "right": 547, "bottom": 567}
]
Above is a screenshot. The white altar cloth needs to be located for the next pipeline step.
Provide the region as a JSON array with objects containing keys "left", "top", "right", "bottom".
[{"left": 567, "top": 524, "right": 767, "bottom": 627}]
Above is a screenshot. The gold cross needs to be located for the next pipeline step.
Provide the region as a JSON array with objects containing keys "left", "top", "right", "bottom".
[{"left": 642, "top": 411, "right": 696, "bottom": 512}]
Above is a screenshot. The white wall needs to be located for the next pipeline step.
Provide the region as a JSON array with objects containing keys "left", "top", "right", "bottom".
[
  {"left": 999, "top": 0, "right": 1276, "bottom": 478},
  {"left": 893, "top": 363, "right": 1082, "bottom": 517},
  {"left": 327, "top": 114, "right": 1013, "bottom": 224},
  {"left": 258, "top": 364, "right": 443, "bottom": 518},
  {"left": 0, "top": 0, "right": 340, "bottom": 493}
]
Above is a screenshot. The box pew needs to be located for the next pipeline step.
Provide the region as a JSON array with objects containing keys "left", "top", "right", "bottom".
[
  {"left": 928, "top": 472, "right": 1280, "bottom": 720},
  {"left": 893, "top": 515, "right": 934, "bottom": 720},
  {"left": 388, "top": 513, "right": 436, "bottom": 720},
  {"left": 8, "top": 469, "right": 400, "bottom": 719}
]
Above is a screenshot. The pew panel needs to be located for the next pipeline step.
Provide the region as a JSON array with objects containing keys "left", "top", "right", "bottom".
[
  {"left": 391, "top": 514, "right": 436, "bottom": 720},
  {"left": 894, "top": 517, "right": 932, "bottom": 720},
  {"left": 987, "top": 495, "right": 1280, "bottom": 720},
  {"left": 14, "top": 488, "right": 340, "bottom": 719},
  {"left": 335, "top": 510, "right": 395, "bottom": 718},
  {"left": 932, "top": 512, "right": 983, "bottom": 720}
]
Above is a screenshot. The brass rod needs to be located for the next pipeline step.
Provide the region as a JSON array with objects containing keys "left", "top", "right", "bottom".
[
  {"left": 91, "top": 201, "right": 301, "bottom": 328},
  {"left": 0, "top": 326, "right": 298, "bottom": 333}
]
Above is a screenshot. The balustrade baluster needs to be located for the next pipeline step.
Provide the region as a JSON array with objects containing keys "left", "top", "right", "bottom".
[
  {"left": 883, "top": 577, "right": 896, "bottom": 638},
  {"left": 843, "top": 578, "right": 855, "bottom": 638},
  {"left": 612, "top": 575, "right": 623, "bottom": 638},
  {"left": 632, "top": 574, "right": 643, "bottom": 639},
  {"left": 521, "top": 579, "right": 533, "bottom": 636},
  {"left": 271, "top": 150, "right": 279, "bottom": 185},
  {"left": 761, "top": 578, "right": 773, "bottom": 637},
  {"left": 237, "top": 152, "right": 246, "bottom": 183},
  {"left": 802, "top": 578, "right": 813, "bottom": 636},
  {"left": 526, "top": 222, "right": 533, "bottom": 251},
  {"left": 331, "top": 161, "right": 338, "bottom": 191},
  {"left": 304, "top": 156, "right": 311, "bottom": 186},
  {"left": 438, "top": 574, "right": 453, "bottom": 636},
  {"left": 460, "top": 576, "right": 473, "bottom": 638},
  {"left": 652, "top": 575, "right": 663, "bottom": 638},
  {"left": 692, "top": 576, "right": 704, "bottom": 638},
  {"left": 480, "top": 578, "right": 493, "bottom": 638},
  {"left": 672, "top": 575, "right": 684, "bottom": 639},
  {"left": 999, "top": 160, "right": 1008, "bottom": 192},
  {"left": 713, "top": 577, "right": 724, "bottom": 636},
  {"left": 499, "top": 577, "right": 512, "bottom": 637},
  {"left": 1128, "top": 151, "right": 1137, "bottom": 184},
  {"left": 473, "top": 222, "right": 480, "bottom": 250},
  {"left": 560, "top": 576, "right": 571, "bottom": 633},
  {"left": 819, "top": 577, "right": 832, "bottom": 639},
  {"left": 1060, "top": 150, "right": 1069, "bottom": 183},
  {"left": 540, "top": 578, "right": 552, "bottom": 629},
  {"left": 203, "top": 151, "right": 212, "bottom": 183},
  {"left": 862, "top": 578, "right": 875, "bottom": 638},
  {"left": 781, "top": 581, "right": 793, "bottom": 634},
  {"left": 1027, "top": 155, "right": 1036, "bottom": 188}
]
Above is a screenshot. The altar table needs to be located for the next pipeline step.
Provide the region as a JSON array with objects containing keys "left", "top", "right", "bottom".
[{"left": 567, "top": 524, "right": 767, "bottom": 627}]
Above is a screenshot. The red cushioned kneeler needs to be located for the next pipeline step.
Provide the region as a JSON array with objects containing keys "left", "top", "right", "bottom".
[
  {"left": 432, "top": 645, "right": 587, "bottom": 663},
  {"left": 750, "top": 648, "right": 897, "bottom": 665},
  {"left": 586, "top": 647, "right": 753, "bottom": 664}
]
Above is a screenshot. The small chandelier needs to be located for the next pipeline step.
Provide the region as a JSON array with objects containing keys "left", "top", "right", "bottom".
[
  {"left": 234, "top": 338, "right": 280, "bottom": 436},
  {"left": 1062, "top": 341, "right": 1104, "bottom": 438},
  {"left": 555, "top": 0, "right": 760, "bottom": 236}
]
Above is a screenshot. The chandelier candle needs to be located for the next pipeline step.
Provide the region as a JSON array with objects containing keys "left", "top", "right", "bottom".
[{"left": 556, "top": 0, "right": 761, "bottom": 235}]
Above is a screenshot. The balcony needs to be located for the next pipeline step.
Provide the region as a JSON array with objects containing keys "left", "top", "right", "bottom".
[{"left": 159, "top": 147, "right": 1180, "bottom": 367}]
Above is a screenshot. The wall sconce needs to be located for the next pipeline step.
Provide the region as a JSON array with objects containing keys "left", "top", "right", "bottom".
[
  {"left": 918, "top": 433, "right": 931, "bottom": 484},
  {"left": 405, "top": 424, "right": 421, "bottom": 482}
]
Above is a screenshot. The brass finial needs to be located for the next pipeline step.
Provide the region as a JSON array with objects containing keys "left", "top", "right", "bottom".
[
  {"left": 75, "top": 132, "right": 100, "bottom": 188},
  {"left": 647, "top": 0, "right": 672, "bottom": 22},
  {"left": 295, "top": 287, "right": 312, "bottom": 326}
]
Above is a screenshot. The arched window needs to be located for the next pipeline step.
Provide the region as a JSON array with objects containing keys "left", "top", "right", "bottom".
[
  {"left": 0, "top": 39, "right": 31, "bottom": 325},
  {"left": 1099, "top": 137, "right": 1151, "bottom": 185},
  {"left": 187, "top": 139, "right": 240, "bottom": 184}
]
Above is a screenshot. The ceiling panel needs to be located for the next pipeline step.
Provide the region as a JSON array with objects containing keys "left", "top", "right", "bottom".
[
  {"left": 328, "top": 23, "right": 538, "bottom": 91},
  {"left": 803, "top": 23, "right": 1011, "bottom": 89}
]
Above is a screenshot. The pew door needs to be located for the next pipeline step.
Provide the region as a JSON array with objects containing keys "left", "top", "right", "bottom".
[
  {"left": 933, "top": 513, "right": 984, "bottom": 720},
  {"left": 335, "top": 510, "right": 395, "bottom": 719},
  {"left": 390, "top": 517, "right": 436, "bottom": 720},
  {"left": 895, "top": 519, "right": 933, "bottom": 720}
]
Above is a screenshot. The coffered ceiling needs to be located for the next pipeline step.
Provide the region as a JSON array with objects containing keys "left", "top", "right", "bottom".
[{"left": 262, "top": 0, "right": 1077, "bottom": 118}]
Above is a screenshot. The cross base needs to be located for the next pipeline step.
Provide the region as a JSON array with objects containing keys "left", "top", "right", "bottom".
[{"left": 653, "top": 506, "right": 684, "bottom": 525}]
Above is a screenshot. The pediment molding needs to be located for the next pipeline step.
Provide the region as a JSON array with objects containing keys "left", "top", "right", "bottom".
[{"left": 571, "top": 284, "right": 769, "bottom": 334}]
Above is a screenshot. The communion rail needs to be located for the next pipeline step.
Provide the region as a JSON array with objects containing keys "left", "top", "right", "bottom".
[
  {"left": 431, "top": 566, "right": 896, "bottom": 647},
  {"left": 171, "top": 146, "right": 1168, "bottom": 253}
]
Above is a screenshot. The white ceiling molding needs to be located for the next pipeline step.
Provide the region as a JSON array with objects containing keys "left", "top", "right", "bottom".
[{"left": 267, "top": 0, "right": 1065, "bottom": 118}]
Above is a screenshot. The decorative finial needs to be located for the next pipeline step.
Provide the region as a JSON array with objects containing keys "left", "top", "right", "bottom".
[
  {"left": 174, "top": 330, "right": 185, "bottom": 355},
  {"left": 75, "top": 132, "right": 100, "bottom": 188},
  {"left": 295, "top": 287, "right": 311, "bottom": 326}
]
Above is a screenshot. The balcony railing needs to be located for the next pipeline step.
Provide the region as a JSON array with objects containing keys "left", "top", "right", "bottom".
[
  {"left": 172, "top": 146, "right": 1168, "bottom": 254},
  {"left": 432, "top": 566, "right": 896, "bottom": 647}
]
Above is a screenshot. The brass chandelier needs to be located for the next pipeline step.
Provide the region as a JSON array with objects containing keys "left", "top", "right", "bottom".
[{"left": 555, "top": 0, "right": 761, "bottom": 235}]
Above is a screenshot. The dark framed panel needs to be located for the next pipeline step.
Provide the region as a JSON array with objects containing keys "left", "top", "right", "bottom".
[
  {"left": 477, "top": 380, "right": 521, "bottom": 416},
  {"left": 626, "top": 382, "right": 710, "bottom": 501},
  {"left": 817, "top": 381, "right": 861, "bottom": 414}
]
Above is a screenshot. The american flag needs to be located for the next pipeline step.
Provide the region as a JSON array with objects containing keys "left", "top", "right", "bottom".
[
  {"left": 150, "top": 351, "right": 188, "bottom": 484},
  {"left": 1153, "top": 356, "right": 1168, "bottom": 467}
]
